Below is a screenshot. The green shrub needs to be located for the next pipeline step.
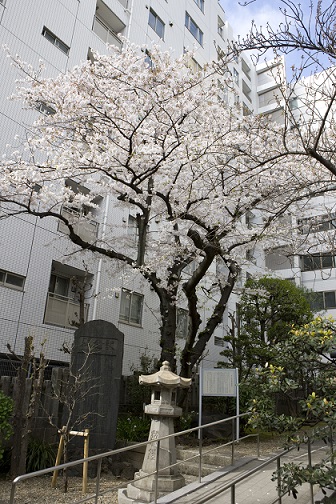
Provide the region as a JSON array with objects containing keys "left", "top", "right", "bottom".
[
  {"left": 0, "top": 391, "right": 13, "bottom": 462},
  {"left": 116, "top": 415, "right": 150, "bottom": 442},
  {"left": 26, "top": 438, "right": 56, "bottom": 472}
]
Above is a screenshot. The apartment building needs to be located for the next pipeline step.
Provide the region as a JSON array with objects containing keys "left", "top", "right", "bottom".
[{"left": 0, "top": 0, "right": 292, "bottom": 375}]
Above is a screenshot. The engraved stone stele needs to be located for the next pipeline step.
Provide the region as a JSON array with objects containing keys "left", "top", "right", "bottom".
[
  {"left": 118, "top": 361, "right": 191, "bottom": 504},
  {"left": 70, "top": 320, "right": 124, "bottom": 451}
]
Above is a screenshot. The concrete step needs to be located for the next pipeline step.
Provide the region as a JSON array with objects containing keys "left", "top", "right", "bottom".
[
  {"left": 176, "top": 446, "right": 233, "bottom": 477},
  {"left": 157, "top": 457, "right": 262, "bottom": 504},
  {"left": 176, "top": 447, "right": 232, "bottom": 467}
]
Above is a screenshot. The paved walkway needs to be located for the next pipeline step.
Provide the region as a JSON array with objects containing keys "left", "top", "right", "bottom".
[{"left": 156, "top": 442, "right": 330, "bottom": 504}]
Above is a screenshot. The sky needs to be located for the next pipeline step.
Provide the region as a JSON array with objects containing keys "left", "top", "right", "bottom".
[
  {"left": 219, "top": 0, "right": 301, "bottom": 74},
  {"left": 219, "top": 0, "right": 331, "bottom": 76},
  {"left": 219, "top": 0, "right": 286, "bottom": 42}
]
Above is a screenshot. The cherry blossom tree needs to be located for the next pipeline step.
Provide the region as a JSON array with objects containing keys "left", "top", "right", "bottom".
[
  {"left": 0, "top": 43, "right": 331, "bottom": 381},
  {"left": 225, "top": 0, "right": 336, "bottom": 178}
]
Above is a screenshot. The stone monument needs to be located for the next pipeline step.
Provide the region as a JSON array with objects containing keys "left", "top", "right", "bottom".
[
  {"left": 118, "top": 361, "right": 191, "bottom": 503},
  {"left": 70, "top": 320, "right": 124, "bottom": 451}
]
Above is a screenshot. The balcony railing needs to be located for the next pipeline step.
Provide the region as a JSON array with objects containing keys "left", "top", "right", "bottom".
[
  {"left": 93, "top": 16, "right": 122, "bottom": 49},
  {"left": 117, "top": 0, "right": 128, "bottom": 7},
  {"left": 58, "top": 207, "right": 99, "bottom": 244},
  {"left": 44, "top": 293, "right": 89, "bottom": 328}
]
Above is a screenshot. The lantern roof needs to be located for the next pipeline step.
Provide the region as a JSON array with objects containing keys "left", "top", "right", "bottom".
[{"left": 139, "top": 361, "right": 191, "bottom": 388}]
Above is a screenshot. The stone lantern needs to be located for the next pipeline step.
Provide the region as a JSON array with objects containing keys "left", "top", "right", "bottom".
[{"left": 118, "top": 361, "right": 191, "bottom": 504}]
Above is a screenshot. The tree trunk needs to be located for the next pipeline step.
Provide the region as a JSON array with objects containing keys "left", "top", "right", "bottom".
[{"left": 159, "top": 300, "right": 177, "bottom": 372}]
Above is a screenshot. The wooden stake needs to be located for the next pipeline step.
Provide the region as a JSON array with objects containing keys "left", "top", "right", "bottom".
[
  {"left": 51, "top": 427, "right": 90, "bottom": 493},
  {"left": 82, "top": 429, "right": 89, "bottom": 493},
  {"left": 51, "top": 430, "right": 65, "bottom": 488}
]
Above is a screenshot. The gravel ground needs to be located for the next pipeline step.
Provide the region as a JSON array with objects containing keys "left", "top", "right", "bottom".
[
  {"left": 0, "top": 437, "right": 286, "bottom": 504},
  {"left": 0, "top": 473, "right": 126, "bottom": 504}
]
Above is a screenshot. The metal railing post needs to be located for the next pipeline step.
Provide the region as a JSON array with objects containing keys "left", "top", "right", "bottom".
[
  {"left": 94, "top": 458, "right": 102, "bottom": 504},
  {"left": 231, "top": 418, "right": 235, "bottom": 465},
  {"left": 330, "top": 425, "right": 334, "bottom": 460},
  {"left": 9, "top": 480, "right": 17, "bottom": 504},
  {"left": 307, "top": 437, "right": 314, "bottom": 504},
  {"left": 231, "top": 483, "right": 235, "bottom": 504},
  {"left": 277, "top": 457, "right": 282, "bottom": 504},
  {"left": 198, "top": 424, "right": 203, "bottom": 483},
  {"left": 154, "top": 439, "right": 161, "bottom": 504}
]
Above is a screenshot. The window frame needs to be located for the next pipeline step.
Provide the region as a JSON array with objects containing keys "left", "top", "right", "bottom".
[
  {"left": 42, "top": 26, "right": 70, "bottom": 55},
  {"left": 310, "top": 290, "right": 336, "bottom": 311},
  {"left": 0, "top": 269, "right": 25, "bottom": 291},
  {"left": 148, "top": 8, "right": 165, "bottom": 40},
  {"left": 119, "top": 288, "right": 144, "bottom": 326},
  {"left": 233, "top": 68, "right": 239, "bottom": 86},
  {"left": 194, "top": 0, "right": 204, "bottom": 13},
  {"left": 302, "top": 253, "right": 336, "bottom": 272},
  {"left": 185, "top": 12, "right": 203, "bottom": 46},
  {"left": 36, "top": 101, "right": 56, "bottom": 116}
]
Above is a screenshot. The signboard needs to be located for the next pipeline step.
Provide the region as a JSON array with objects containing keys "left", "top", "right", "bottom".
[
  {"left": 202, "top": 369, "right": 237, "bottom": 397},
  {"left": 199, "top": 366, "right": 240, "bottom": 440}
]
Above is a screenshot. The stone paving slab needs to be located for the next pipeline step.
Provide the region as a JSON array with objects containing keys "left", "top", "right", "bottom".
[{"left": 154, "top": 443, "right": 330, "bottom": 504}]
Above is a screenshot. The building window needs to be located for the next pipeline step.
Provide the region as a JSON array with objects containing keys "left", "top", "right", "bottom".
[
  {"left": 310, "top": 291, "right": 336, "bottom": 311},
  {"left": 233, "top": 68, "right": 239, "bottom": 86},
  {"left": 242, "top": 58, "right": 251, "bottom": 81},
  {"left": 144, "top": 49, "right": 153, "bottom": 68},
  {"left": 194, "top": 0, "right": 204, "bottom": 13},
  {"left": 214, "top": 336, "right": 225, "bottom": 347},
  {"left": 127, "top": 215, "right": 138, "bottom": 239},
  {"left": 119, "top": 289, "right": 144, "bottom": 326},
  {"left": 218, "top": 16, "right": 224, "bottom": 38},
  {"left": 243, "top": 103, "right": 252, "bottom": 116},
  {"left": 298, "top": 212, "right": 336, "bottom": 234},
  {"left": 265, "top": 248, "right": 295, "bottom": 271},
  {"left": 188, "top": 56, "right": 202, "bottom": 74},
  {"left": 0, "top": 269, "right": 25, "bottom": 291},
  {"left": 185, "top": 12, "right": 203, "bottom": 45},
  {"left": 301, "top": 254, "right": 335, "bottom": 271},
  {"left": 42, "top": 27, "right": 70, "bottom": 55},
  {"left": 36, "top": 101, "right": 56, "bottom": 116},
  {"left": 148, "top": 8, "right": 165, "bottom": 40},
  {"left": 176, "top": 308, "right": 188, "bottom": 339},
  {"left": 44, "top": 262, "right": 91, "bottom": 328}
]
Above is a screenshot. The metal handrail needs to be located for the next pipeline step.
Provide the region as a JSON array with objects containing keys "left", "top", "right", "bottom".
[
  {"left": 182, "top": 425, "right": 334, "bottom": 504},
  {"left": 9, "top": 412, "right": 252, "bottom": 503},
  {"left": 181, "top": 444, "right": 319, "bottom": 504},
  {"left": 9, "top": 415, "right": 332, "bottom": 504}
]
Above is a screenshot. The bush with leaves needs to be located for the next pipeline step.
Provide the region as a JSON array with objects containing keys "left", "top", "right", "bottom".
[
  {"left": 219, "top": 277, "right": 314, "bottom": 382},
  {"left": 116, "top": 415, "right": 150, "bottom": 443},
  {"left": 245, "top": 317, "right": 336, "bottom": 497},
  {"left": 0, "top": 391, "right": 13, "bottom": 463},
  {"left": 26, "top": 438, "right": 56, "bottom": 472}
]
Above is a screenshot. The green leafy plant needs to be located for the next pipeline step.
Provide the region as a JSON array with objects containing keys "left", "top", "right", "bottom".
[
  {"left": 26, "top": 438, "right": 56, "bottom": 472},
  {"left": 116, "top": 415, "right": 150, "bottom": 442},
  {"left": 0, "top": 391, "right": 13, "bottom": 462}
]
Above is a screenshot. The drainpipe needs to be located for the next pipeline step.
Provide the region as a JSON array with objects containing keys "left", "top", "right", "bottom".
[{"left": 125, "top": 0, "right": 134, "bottom": 40}]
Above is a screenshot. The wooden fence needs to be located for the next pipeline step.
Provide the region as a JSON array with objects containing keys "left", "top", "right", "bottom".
[{"left": 0, "top": 367, "right": 70, "bottom": 444}]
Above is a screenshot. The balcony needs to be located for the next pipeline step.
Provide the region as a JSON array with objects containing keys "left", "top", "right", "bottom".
[
  {"left": 44, "top": 293, "right": 89, "bottom": 328},
  {"left": 93, "top": 16, "right": 122, "bottom": 48},
  {"left": 58, "top": 206, "right": 99, "bottom": 243}
]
